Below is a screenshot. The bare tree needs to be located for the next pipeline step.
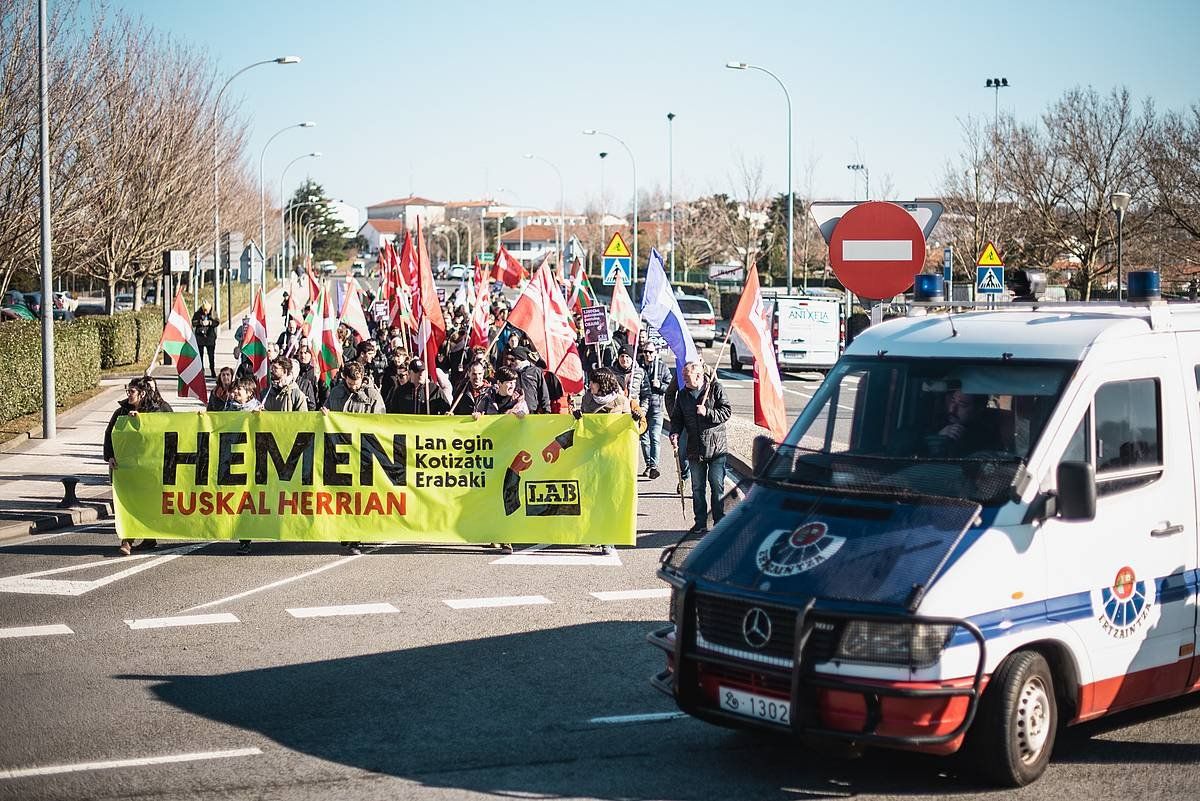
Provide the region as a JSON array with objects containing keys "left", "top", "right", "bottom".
[
  {"left": 997, "top": 87, "right": 1153, "bottom": 298},
  {"left": 1146, "top": 104, "right": 1200, "bottom": 241}
]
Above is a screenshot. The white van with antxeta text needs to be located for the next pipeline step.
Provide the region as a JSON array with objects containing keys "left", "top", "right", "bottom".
[
  {"left": 651, "top": 276, "right": 1200, "bottom": 786},
  {"left": 730, "top": 291, "right": 843, "bottom": 375}
]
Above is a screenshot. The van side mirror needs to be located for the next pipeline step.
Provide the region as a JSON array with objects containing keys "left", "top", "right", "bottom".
[
  {"left": 1055, "top": 461, "right": 1096, "bottom": 521},
  {"left": 752, "top": 435, "right": 775, "bottom": 476}
]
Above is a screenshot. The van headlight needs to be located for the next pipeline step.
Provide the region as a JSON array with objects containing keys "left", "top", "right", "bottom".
[{"left": 835, "top": 621, "right": 954, "bottom": 668}]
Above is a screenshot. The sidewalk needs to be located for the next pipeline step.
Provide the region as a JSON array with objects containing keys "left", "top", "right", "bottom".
[{"left": 0, "top": 285, "right": 287, "bottom": 543}]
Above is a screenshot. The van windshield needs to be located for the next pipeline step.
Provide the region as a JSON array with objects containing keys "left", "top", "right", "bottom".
[{"left": 765, "top": 356, "right": 1076, "bottom": 505}]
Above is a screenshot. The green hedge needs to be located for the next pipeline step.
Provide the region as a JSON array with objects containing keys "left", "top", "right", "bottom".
[
  {"left": 133, "top": 306, "right": 163, "bottom": 363},
  {"left": 90, "top": 313, "right": 138, "bottom": 369},
  {"left": 0, "top": 319, "right": 100, "bottom": 424}
]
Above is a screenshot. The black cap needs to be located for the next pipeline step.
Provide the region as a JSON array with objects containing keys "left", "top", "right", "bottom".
[
  {"left": 408, "top": 358, "right": 426, "bottom": 372},
  {"left": 618, "top": 343, "right": 634, "bottom": 358},
  {"left": 509, "top": 345, "right": 531, "bottom": 361}
]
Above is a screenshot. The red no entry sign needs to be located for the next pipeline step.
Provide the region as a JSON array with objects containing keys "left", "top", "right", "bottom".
[{"left": 829, "top": 201, "right": 926, "bottom": 300}]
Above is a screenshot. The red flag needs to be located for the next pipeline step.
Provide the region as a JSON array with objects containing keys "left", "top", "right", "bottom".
[
  {"left": 159, "top": 289, "right": 208, "bottom": 404},
  {"left": 493, "top": 245, "right": 526, "bottom": 288},
  {"left": 609, "top": 275, "right": 641, "bottom": 341},
  {"left": 473, "top": 257, "right": 486, "bottom": 287},
  {"left": 240, "top": 290, "right": 270, "bottom": 393},
  {"left": 415, "top": 217, "right": 446, "bottom": 362},
  {"left": 395, "top": 230, "right": 420, "bottom": 330},
  {"left": 467, "top": 276, "right": 491, "bottom": 350},
  {"left": 305, "top": 257, "right": 321, "bottom": 302},
  {"left": 508, "top": 258, "right": 586, "bottom": 394},
  {"left": 730, "top": 263, "right": 787, "bottom": 440}
]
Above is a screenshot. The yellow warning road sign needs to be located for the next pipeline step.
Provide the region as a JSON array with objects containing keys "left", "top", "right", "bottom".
[
  {"left": 603, "top": 232, "right": 631, "bottom": 259},
  {"left": 977, "top": 242, "right": 1004, "bottom": 267}
]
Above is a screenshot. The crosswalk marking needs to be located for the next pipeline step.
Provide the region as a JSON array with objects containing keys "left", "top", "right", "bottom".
[
  {"left": 0, "top": 747, "right": 263, "bottom": 780},
  {"left": 286, "top": 603, "right": 397, "bottom": 618},
  {"left": 0, "top": 623, "right": 73, "bottom": 639},
  {"left": 124, "top": 613, "right": 239, "bottom": 630},
  {"left": 443, "top": 595, "right": 552, "bottom": 609},
  {"left": 0, "top": 543, "right": 208, "bottom": 596},
  {"left": 590, "top": 589, "right": 671, "bottom": 601}
]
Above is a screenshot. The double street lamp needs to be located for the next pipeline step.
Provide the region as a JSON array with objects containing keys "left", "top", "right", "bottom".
[
  {"left": 260, "top": 121, "right": 315, "bottom": 293},
  {"left": 583, "top": 129, "right": 638, "bottom": 285},
  {"left": 726, "top": 61, "right": 794, "bottom": 293},
  {"left": 1111, "top": 191, "right": 1131, "bottom": 301},
  {"left": 213, "top": 55, "right": 300, "bottom": 326}
]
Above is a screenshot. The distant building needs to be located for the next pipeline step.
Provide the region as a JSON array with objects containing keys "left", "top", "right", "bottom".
[
  {"left": 330, "top": 200, "right": 360, "bottom": 239},
  {"left": 357, "top": 219, "right": 407, "bottom": 254},
  {"left": 499, "top": 224, "right": 559, "bottom": 264},
  {"left": 517, "top": 209, "right": 587, "bottom": 227},
  {"left": 365, "top": 196, "right": 445, "bottom": 229}
]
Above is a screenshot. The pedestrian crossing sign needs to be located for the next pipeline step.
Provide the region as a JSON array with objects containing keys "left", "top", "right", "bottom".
[
  {"left": 603, "top": 256, "right": 631, "bottom": 286},
  {"left": 976, "top": 266, "right": 1004, "bottom": 294}
]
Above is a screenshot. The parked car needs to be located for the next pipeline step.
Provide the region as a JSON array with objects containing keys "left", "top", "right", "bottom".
[
  {"left": 1, "top": 304, "right": 35, "bottom": 321},
  {"left": 23, "top": 292, "right": 42, "bottom": 315},
  {"left": 675, "top": 294, "right": 716, "bottom": 347},
  {"left": 2, "top": 290, "right": 27, "bottom": 308},
  {"left": 447, "top": 264, "right": 470, "bottom": 281},
  {"left": 318, "top": 260, "right": 337, "bottom": 275},
  {"left": 53, "top": 291, "right": 78, "bottom": 311},
  {"left": 114, "top": 293, "right": 135, "bottom": 312},
  {"left": 52, "top": 308, "right": 75, "bottom": 321}
]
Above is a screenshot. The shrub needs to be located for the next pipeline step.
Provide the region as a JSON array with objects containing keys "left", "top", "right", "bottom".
[
  {"left": 133, "top": 305, "right": 164, "bottom": 363},
  {"left": 0, "top": 318, "right": 100, "bottom": 424},
  {"left": 90, "top": 312, "right": 139, "bottom": 368}
]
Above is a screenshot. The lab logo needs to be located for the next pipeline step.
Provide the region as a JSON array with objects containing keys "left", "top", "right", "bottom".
[
  {"left": 755, "top": 521, "right": 845, "bottom": 577},
  {"left": 524, "top": 481, "right": 581, "bottom": 516},
  {"left": 1094, "top": 566, "right": 1155, "bottom": 639}
]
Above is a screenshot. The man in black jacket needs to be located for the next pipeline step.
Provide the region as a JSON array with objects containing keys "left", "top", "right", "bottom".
[
  {"left": 637, "top": 341, "right": 672, "bottom": 479},
  {"left": 669, "top": 360, "right": 732, "bottom": 535},
  {"left": 191, "top": 301, "right": 219, "bottom": 377},
  {"left": 387, "top": 358, "right": 450, "bottom": 415},
  {"left": 509, "top": 345, "right": 550, "bottom": 414}
]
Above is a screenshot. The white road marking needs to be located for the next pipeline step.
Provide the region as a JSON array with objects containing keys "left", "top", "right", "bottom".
[
  {"left": 0, "top": 543, "right": 209, "bottom": 596},
  {"left": 286, "top": 603, "right": 398, "bottom": 619},
  {"left": 0, "top": 746, "right": 263, "bottom": 780},
  {"left": 185, "top": 551, "right": 372, "bottom": 611},
  {"left": 443, "top": 595, "right": 552, "bottom": 609},
  {"left": 588, "top": 711, "right": 688, "bottom": 725},
  {"left": 125, "top": 612, "right": 239, "bottom": 630},
  {"left": 0, "top": 623, "right": 73, "bottom": 639},
  {"left": 590, "top": 589, "right": 671, "bottom": 601},
  {"left": 0, "top": 530, "right": 81, "bottom": 549},
  {"left": 491, "top": 544, "right": 621, "bottom": 566},
  {"left": 842, "top": 239, "right": 912, "bottom": 261}
]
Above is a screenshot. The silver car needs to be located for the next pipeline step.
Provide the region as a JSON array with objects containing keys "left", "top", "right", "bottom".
[{"left": 677, "top": 295, "right": 716, "bottom": 347}]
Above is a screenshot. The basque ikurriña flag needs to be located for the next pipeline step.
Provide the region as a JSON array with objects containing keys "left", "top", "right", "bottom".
[
  {"left": 640, "top": 248, "right": 699, "bottom": 385},
  {"left": 240, "top": 290, "right": 270, "bottom": 393},
  {"left": 160, "top": 289, "right": 208, "bottom": 404}
]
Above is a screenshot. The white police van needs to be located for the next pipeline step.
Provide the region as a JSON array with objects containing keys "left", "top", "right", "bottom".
[{"left": 651, "top": 271, "right": 1200, "bottom": 785}]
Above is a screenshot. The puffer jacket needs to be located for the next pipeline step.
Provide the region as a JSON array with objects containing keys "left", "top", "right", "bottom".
[
  {"left": 324, "top": 381, "right": 386, "bottom": 414},
  {"left": 669, "top": 377, "right": 732, "bottom": 461}
]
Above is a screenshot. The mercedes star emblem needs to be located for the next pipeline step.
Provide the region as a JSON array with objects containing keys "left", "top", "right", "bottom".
[{"left": 742, "top": 607, "right": 772, "bottom": 649}]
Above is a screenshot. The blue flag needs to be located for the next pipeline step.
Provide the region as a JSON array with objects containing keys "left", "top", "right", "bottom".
[{"left": 639, "top": 249, "right": 699, "bottom": 384}]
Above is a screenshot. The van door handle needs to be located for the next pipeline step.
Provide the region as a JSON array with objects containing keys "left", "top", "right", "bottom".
[{"left": 1150, "top": 523, "right": 1185, "bottom": 537}]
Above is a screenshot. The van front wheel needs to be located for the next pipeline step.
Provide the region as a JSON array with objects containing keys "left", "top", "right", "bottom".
[{"left": 967, "top": 650, "right": 1057, "bottom": 787}]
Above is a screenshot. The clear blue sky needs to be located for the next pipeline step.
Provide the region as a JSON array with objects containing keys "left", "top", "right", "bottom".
[{"left": 117, "top": 0, "right": 1199, "bottom": 219}]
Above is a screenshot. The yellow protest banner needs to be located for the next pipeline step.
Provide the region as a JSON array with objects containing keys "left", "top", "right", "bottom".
[{"left": 112, "top": 412, "right": 638, "bottom": 545}]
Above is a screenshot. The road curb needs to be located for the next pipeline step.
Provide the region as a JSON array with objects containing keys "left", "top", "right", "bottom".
[{"left": 0, "top": 505, "right": 107, "bottom": 544}]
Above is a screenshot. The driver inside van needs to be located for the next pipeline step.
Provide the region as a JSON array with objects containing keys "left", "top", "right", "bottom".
[{"left": 926, "top": 388, "right": 990, "bottom": 456}]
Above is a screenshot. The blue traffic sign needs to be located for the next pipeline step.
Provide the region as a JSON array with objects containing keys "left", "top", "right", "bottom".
[
  {"left": 976, "top": 266, "right": 1004, "bottom": 295},
  {"left": 602, "top": 256, "right": 632, "bottom": 286}
]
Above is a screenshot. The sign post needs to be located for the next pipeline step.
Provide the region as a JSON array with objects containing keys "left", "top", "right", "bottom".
[
  {"left": 943, "top": 246, "right": 953, "bottom": 300},
  {"left": 601, "top": 232, "right": 632, "bottom": 287}
]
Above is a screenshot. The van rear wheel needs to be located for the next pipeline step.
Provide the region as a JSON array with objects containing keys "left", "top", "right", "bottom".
[
  {"left": 729, "top": 345, "right": 744, "bottom": 372},
  {"left": 966, "top": 650, "right": 1057, "bottom": 787}
]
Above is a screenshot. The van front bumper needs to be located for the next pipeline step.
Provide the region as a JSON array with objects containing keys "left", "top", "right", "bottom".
[{"left": 648, "top": 581, "right": 987, "bottom": 752}]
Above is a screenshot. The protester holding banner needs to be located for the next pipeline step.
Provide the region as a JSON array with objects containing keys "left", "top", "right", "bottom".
[
  {"left": 581, "top": 367, "right": 632, "bottom": 415},
  {"left": 324, "top": 361, "right": 385, "bottom": 414},
  {"left": 669, "top": 361, "right": 732, "bottom": 535},
  {"left": 637, "top": 341, "right": 671, "bottom": 479},
  {"left": 379, "top": 348, "right": 410, "bottom": 401},
  {"left": 472, "top": 366, "right": 528, "bottom": 419},
  {"left": 450, "top": 361, "right": 488, "bottom": 415},
  {"left": 262, "top": 356, "right": 310, "bottom": 411},
  {"left": 386, "top": 358, "right": 450, "bottom": 415},
  {"left": 206, "top": 367, "right": 236, "bottom": 412},
  {"left": 105, "top": 375, "right": 172, "bottom": 556}
]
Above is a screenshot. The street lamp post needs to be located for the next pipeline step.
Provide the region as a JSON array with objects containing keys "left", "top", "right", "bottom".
[
  {"left": 1111, "top": 192, "right": 1131, "bottom": 301},
  {"left": 727, "top": 61, "right": 793, "bottom": 293},
  {"left": 259, "top": 121, "right": 315, "bottom": 293},
  {"left": 37, "top": 0, "right": 54, "bottom": 438},
  {"left": 449, "top": 219, "right": 472, "bottom": 270},
  {"left": 583, "top": 130, "right": 638, "bottom": 285},
  {"left": 523, "top": 154, "right": 564, "bottom": 267},
  {"left": 667, "top": 112, "right": 676, "bottom": 283},
  {"left": 213, "top": 55, "right": 299, "bottom": 326},
  {"left": 598, "top": 152, "right": 608, "bottom": 273},
  {"left": 847, "top": 163, "right": 870, "bottom": 200},
  {"left": 442, "top": 226, "right": 461, "bottom": 265},
  {"left": 279, "top": 151, "right": 321, "bottom": 283},
  {"left": 985, "top": 77, "right": 1010, "bottom": 130}
]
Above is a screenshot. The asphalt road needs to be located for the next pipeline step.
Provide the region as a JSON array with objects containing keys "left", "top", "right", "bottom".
[{"left": 4, "top": 444, "right": 1200, "bottom": 800}]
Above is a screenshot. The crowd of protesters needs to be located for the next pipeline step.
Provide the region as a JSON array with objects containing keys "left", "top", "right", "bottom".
[{"left": 106, "top": 270, "right": 731, "bottom": 555}]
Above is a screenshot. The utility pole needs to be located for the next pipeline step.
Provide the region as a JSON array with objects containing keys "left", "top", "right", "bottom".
[{"left": 37, "top": 0, "right": 55, "bottom": 438}]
